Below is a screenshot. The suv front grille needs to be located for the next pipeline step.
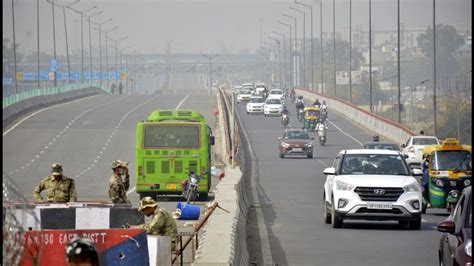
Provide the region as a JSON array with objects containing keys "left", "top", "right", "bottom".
[{"left": 354, "top": 187, "right": 404, "bottom": 202}]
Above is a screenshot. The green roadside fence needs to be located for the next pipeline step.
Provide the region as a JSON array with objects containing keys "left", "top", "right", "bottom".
[{"left": 3, "top": 82, "right": 110, "bottom": 109}]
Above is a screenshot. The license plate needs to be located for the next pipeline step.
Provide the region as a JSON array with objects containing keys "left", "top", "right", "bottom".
[
  {"left": 367, "top": 202, "right": 393, "bottom": 209},
  {"left": 166, "top": 183, "right": 177, "bottom": 189},
  {"left": 292, "top": 148, "right": 303, "bottom": 152}
]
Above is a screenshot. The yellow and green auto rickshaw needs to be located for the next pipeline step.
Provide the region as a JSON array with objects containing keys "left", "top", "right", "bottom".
[
  {"left": 421, "top": 138, "right": 471, "bottom": 213},
  {"left": 302, "top": 107, "right": 320, "bottom": 131}
]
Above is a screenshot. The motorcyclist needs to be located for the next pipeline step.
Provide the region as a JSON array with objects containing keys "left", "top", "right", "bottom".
[
  {"left": 373, "top": 134, "right": 379, "bottom": 142},
  {"left": 290, "top": 88, "right": 296, "bottom": 101},
  {"left": 295, "top": 96, "right": 305, "bottom": 109},
  {"left": 282, "top": 105, "right": 289, "bottom": 115},
  {"left": 313, "top": 98, "right": 321, "bottom": 107}
]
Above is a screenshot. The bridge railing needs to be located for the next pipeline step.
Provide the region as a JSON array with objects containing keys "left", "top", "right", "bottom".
[{"left": 296, "top": 88, "right": 416, "bottom": 145}]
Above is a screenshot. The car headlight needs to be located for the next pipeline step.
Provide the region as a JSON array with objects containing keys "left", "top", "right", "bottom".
[
  {"left": 335, "top": 180, "right": 355, "bottom": 191},
  {"left": 305, "top": 143, "right": 312, "bottom": 147},
  {"left": 464, "top": 178, "right": 471, "bottom": 187},
  {"left": 435, "top": 179, "right": 445, "bottom": 187},
  {"left": 465, "top": 239, "right": 472, "bottom": 257},
  {"left": 404, "top": 182, "right": 420, "bottom": 192},
  {"left": 282, "top": 142, "right": 290, "bottom": 148}
]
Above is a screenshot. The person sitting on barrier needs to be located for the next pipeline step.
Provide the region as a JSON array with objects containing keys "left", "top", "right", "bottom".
[
  {"left": 108, "top": 160, "right": 131, "bottom": 204},
  {"left": 33, "top": 163, "right": 77, "bottom": 203},
  {"left": 128, "top": 197, "right": 179, "bottom": 252},
  {"left": 65, "top": 237, "right": 99, "bottom": 266}
]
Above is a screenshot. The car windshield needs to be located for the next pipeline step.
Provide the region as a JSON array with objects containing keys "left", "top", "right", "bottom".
[
  {"left": 284, "top": 131, "right": 310, "bottom": 140},
  {"left": 266, "top": 99, "right": 281, "bottom": 104},
  {"left": 270, "top": 90, "right": 283, "bottom": 94},
  {"left": 364, "top": 143, "right": 399, "bottom": 151},
  {"left": 340, "top": 154, "right": 409, "bottom": 175},
  {"left": 240, "top": 90, "right": 251, "bottom": 94},
  {"left": 430, "top": 150, "right": 471, "bottom": 171},
  {"left": 413, "top": 138, "right": 438, "bottom": 145},
  {"left": 250, "top": 97, "right": 264, "bottom": 103}
]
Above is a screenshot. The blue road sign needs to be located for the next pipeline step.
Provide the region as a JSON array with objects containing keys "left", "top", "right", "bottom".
[
  {"left": 39, "top": 71, "right": 49, "bottom": 81},
  {"left": 50, "top": 59, "right": 58, "bottom": 72},
  {"left": 57, "top": 72, "right": 69, "bottom": 80},
  {"left": 70, "top": 72, "right": 81, "bottom": 80},
  {"left": 23, "top": 72, "right": 37, "bottom": 81},
  {"left": 3, "top": 77, "right": 13, "bottom": 85},
  {"left": 92, "top": 72, "right": 101, "bottom": 80}
]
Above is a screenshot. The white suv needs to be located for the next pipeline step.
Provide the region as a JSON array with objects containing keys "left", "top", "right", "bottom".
[
  {"left": 401, "top": 136, "right": 440, "bottom": 169},
  {"left": 246, "top": 96, "right": 265, "bottom": 114},
  {"left": 267, "top": 89, "right": 284, "bottom": 101},
  {"left": 323, "top": 149, "right": 423, "bottom": 229}
]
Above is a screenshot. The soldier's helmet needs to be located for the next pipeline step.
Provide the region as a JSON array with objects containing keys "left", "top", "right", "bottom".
[
  {"left": 112, "top": 160, "right": 128, "bottom": 170},
  {"left": 65, "top": 237, "right": 99, "bottom": 265},
  {"left": 51, "top": 163, "right": 63, "bottom": 175},
  {"left": 138, "top": 196, "right": 158, "bottom": 211}
]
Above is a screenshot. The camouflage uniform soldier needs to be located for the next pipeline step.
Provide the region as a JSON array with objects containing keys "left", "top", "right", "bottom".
[
  {"left": 130, "top": 197, "right": 179, "bottom": 251},
  {"left": 33, "top": 163, "right": 77, "bottom": 203},
  {"left": 108, "top": 160, "right": 131, "bottom": 204}
]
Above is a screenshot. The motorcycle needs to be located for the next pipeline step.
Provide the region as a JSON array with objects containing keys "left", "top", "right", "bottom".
[
  {"left": 182, "top": 171, "right": 201, "bottom": 204},
  {"left": 281, "top": 113, "right": 289, "bottom": 128},
  {"left": 317, "top": 123, "right": 327, "bottom": 145},
  {"left": 297, "top": 108, "right": 304, "bottom": 122},
  {"left": 321, "top": 108, "right": 328, "bottom": 122}
]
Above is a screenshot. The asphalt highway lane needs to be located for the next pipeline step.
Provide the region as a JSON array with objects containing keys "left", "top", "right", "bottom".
[
  {"left": 237, "top": 97, "right": 448, "bottom": 266},
  {"left": 3, "top": 73, "right": 217, "bottom": 215}
]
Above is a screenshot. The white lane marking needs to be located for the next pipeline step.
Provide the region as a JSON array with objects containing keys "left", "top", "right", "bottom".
[
  {"left": 127, "top": 95, "right": 189, "bottom": 196},
  {"left": 3, "top": 94, "right": 101, "bottom": 137},
  {"left": 326, "top": 118, "right": 364, "bottom": 146}
]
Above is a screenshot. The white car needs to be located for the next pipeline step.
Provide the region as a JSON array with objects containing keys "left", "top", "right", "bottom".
[
  {"left": 237, "top": 89, "right": 253, "bottom": 103},
  {"left": 267, "top": 89, "right": 284, "bottom": 101},
  {"left": 264, "top": 98, "right": 284, "bottom": 116},
  {"left": 255, "top": 84, "right": 267, "bottom": 95},
  {"left": 323, "top": 149, "right": 423, "bottom": 229},
  {"left": 401, "top": 136, "right": 440, "bottom": 169},
  {"left": 246, "top": 96, "right": 265, "bottom": 114}
]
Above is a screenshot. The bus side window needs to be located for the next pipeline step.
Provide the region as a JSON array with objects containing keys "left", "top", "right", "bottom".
[{"left": 210, "top": 136, "right": 215, "bottom": 145}]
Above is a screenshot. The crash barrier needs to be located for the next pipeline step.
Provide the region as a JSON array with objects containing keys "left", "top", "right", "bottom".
[
  {"left": 19, "top": 228, "right": 149, "bottom": 266},
  {"left": 177, "top": 202, "right": 201, "bottom": 220},
  {"left": 296, "top": 88, "right": 416, "bottom": 145},
  {"left": 217, "top": 87, "right": 240, "bottom": 163},
  {"left": 193, "top": 166, "right": 249, "bottom": 265},
  {"left": 192, "top": 87, "right": 248, "bottom": 265},
  {"left": 3, "top": 82, "right": 109, "bottom": 126},
  {"left": 4, "top": 202, "right": 144, "bottom": 230}
]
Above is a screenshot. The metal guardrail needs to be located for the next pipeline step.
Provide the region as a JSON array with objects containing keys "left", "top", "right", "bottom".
[
  {"left": 217, "top": 87, "right": 240, "bottom": 163},
  {"left": 2, "top": 82, "right": 110, "bottom": 109}
]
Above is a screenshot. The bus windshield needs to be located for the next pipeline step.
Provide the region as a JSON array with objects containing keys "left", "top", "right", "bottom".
[
  {"left": 143, "top": 124, "right": 201, "bottom": 148},
  {"left": 431, "top": 150, "right": 471, "bottom": 171}
]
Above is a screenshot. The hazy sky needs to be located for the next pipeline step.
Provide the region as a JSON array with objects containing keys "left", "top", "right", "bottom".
[{"left": 3, "top": 0, "right": 472, "bottom": 56}]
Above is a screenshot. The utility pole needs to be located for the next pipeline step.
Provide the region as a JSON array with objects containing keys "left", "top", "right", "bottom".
[
  {"left": 369, "top": 0, "right": 373, "bottom": 112},
  {"left": 320, "top": 0, "right": 324, "bottom": 94},
  {"left": 397, "top": 0, "right": 401, "bottom": 123},
  {"left": 333, "top": 0, "right": 336, "bottom": 97},
  {"left": 11, "top": 0, "right": 18, "bottom": 94},
  {"left": 432, "top": 0, "right": 437, "bottom": 136},
  {"left": 295, "top": 1, "right": 314, "bottom": 91},
  {"left": 289, "top": 7, "right": 306, "bottom": 88},
  {"left": 37, "top": 0, "right": 40, "bottom": 89},
  {"left": 349, "top": 0, "right": 352, "bottom": 102}
]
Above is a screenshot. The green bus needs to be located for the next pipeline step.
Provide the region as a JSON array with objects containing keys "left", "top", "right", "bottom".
[{"left": 135, "top": 110, "right": 215, "bottom": 199}]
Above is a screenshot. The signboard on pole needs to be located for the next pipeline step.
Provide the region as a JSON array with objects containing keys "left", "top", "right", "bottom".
[
  {"left": 3, "top": 77, "right": 13, "bottom": 85},
  {"left": 121, "top": 72, "right": 127, "bottom": 80},
  {"left": 70, "top": 72, "right": 81, "bottom": 80},
  {"left": 50, "top": 59, "right": 58, "bottom": 72}
]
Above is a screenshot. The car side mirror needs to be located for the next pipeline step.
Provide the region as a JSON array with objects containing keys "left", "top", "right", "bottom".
[
  {"left": 209, "top": 136, "right": 215, "bottom": 145},
  {"left": 401, "top": 144, "right": 406, "bottom": 148},
  {"left": 411, "top": 168, "right": 423, "bottom": 176},
  {"left": 437, "top": 220, "right": 456, "bottom": 234},
  {"left": 323, "top": 167, "right": 336, "bottom": 175},
  {"left": 404, "top": 154, "right": 409, "bottom": 159}
]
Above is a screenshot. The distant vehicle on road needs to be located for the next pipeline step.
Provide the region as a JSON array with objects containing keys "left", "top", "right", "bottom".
[
  {"left": 278, "top": 129, "right": 313, "bottom": 159},
  {"left": 437, "top": 186, "right": 472, "bottom": 266},
  {"left": 323, "top": 149, "right": 423, "bottom": 229},
  {"left": 255, "top": 83, "right": 267, "bottom": 96},
  {"left": 246, "top": 96, "right": 265, "bottom": 114},
  {"left": 401, "top": 136, "right": 440, "bottom": 169},
  {"left": 363, "top": 142, "right": 400, "bottom": 151},
  {"left": 266, "top": 89, "right": 284, "bottom": 101},
  {"left": 237, "top": 89, "right": 253, "bottom": 103},
  {"left": 264, "top": 98, "right": 284, "bottom": 116},
  {"left": 135, "top": 110, "right": 215, "bottom": 200}
]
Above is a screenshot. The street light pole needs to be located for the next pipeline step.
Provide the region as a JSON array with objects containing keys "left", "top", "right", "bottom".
[
  {"left": 269, "top": 37, "right": 282, "bottom": 86},
  {"left": 320, "top": 0, "right": 324, "bottom": 94},
  {"left": 62, "top": 7, "right": 72, "bottom": 84},
  {"left": 37, "top": 0, "right": 40, "bottom": 89},
  {"left": 349, "top": 0, "right": 352, "bottom": 102},
  {"left": 51, "top": 0, "right": 58, "bottom": 87},
  {"left": 103, "top": 26, "right": 118, "bottom": 89},
  {"left": 282, "top": 13, "right": 297, "bottom": 87},
  {"left": 432, "top": 0, "right": 437, "bottom": 136},
  {"left": 295, "top": 1, "right": 314, "bottom": 91},
  {"left": 369, "top": 0, "right": 373, "bottom": 112},
  {"left": 333, "top": 0, "right": 336, "bottom": 97},
  {"left": 290, "top": 7, "right": 306, "bottom": 88},
  {"left": 273, "top": 31, "right": 287, "bottom": 89},
  {"left": 87, "top": 10, "right": 102, "bottom": 83},
  {"left": 278, "top": 21, "right": 293, "bottom": 88},
  {"left": 397, "top": 0, "right": 401, "bottom": 123},
  {"left": 91, "top": 18, "right": 112, "bottom": 87},
  {"left": 11, "top": 0, "right": 18, "bottom": 94}
]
